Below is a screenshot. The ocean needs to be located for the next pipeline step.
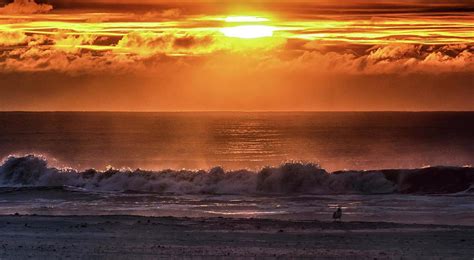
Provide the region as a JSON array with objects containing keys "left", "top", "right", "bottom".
[{"left": 0, "top": 112, "right": 473, "bottom": 225}]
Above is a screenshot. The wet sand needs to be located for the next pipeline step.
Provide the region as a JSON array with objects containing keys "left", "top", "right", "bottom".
[{"left": 0, "top": 215, "right": 473, "bottom": 259}]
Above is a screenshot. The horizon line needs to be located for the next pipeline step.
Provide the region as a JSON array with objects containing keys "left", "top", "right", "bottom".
[{"left": 1, "top": 110, "right": 473, "bottom": 113}]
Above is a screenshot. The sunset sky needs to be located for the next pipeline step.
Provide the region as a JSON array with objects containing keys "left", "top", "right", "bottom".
[{"left": 0, "top": 0, "right": 473, "bottom": 111}]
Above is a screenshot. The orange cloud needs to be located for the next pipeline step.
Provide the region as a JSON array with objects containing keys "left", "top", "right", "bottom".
[
  {"left": 0, "top": 0, "right": 53, "bottom": 14},
  {"left": 0, "top": 31, "right": 28, "bottom": 46},
  {"left": 141, "top": 8, "right": 183, "bottom": 20},
  {"left": 278, "top": 44, "right": 474, "bottom": 75},
  {"left": 364, "top": 44, "right": 474, "bottom": 73},
  {"left": 115, "top": 31, "right": 215, "bottom": 56},
  {"left": 53, "top": 33, "right": 98, "bottom": 53}
]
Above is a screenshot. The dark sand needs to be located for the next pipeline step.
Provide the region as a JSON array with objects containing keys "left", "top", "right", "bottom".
[{"left": 0, "top": 215, "right": 473, "bottom": 259}]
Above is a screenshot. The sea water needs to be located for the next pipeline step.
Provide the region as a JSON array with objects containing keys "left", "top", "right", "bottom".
[{"left": 0, "top": 112, "right": 473, "bottom": 225}]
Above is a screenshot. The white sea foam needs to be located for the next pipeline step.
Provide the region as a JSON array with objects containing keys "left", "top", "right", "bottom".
[{"left": 0, "top": 155, "right": 472, "bottom": 195}]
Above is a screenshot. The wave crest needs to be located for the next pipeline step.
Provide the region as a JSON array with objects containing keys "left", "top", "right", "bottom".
[{"left": 0, "top": 155, "right": 473, "bottom": 195}]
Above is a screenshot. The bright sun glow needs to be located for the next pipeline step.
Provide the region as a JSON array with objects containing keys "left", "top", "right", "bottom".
[
  {"left": 220, "top": 25, "right": 276, "bottom": 39},
  {"left": 224, "top": 16, "right": 270, "bottom": 23}
]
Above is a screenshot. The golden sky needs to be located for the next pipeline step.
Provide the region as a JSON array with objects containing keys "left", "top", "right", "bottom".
[{"left": 0, "top": 0, "right": 473, "bottom": 111}]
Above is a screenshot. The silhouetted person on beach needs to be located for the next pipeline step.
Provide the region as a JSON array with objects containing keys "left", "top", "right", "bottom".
[{"left": 333, "top": 207, "right": 342, "bottom": 222}]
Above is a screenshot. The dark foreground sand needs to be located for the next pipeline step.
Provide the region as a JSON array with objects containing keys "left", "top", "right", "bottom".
[{"left": 0, "top": 215, "right": 473, "bottom": 259}]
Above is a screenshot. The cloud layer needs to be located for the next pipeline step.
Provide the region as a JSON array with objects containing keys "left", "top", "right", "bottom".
[{"left": 1, "top": 28, "right": 472, "bottom": 75}]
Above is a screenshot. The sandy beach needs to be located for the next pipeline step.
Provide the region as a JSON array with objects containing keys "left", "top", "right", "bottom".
[{"left": 0, "top": 215, "right": 472, "bottom": 259}]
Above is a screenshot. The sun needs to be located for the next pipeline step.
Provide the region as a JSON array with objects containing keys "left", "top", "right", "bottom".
[
  {"left": 220, "top": 15, "right": 276, "bottom": 39},
  {"left": 220, "top": 25, "right": 276, "bottom": 39}
]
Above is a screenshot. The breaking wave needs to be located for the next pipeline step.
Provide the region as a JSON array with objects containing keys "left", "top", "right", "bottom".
[{"left": 0, "top": 155, "right": 473, "bottom": 195}]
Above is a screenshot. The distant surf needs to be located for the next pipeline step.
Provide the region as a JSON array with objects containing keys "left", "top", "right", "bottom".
[{"left": 1, "top": 155, "right": 472, "bottom": 195}]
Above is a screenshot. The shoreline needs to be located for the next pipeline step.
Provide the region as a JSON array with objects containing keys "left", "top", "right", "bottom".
[{"left": 1, "top": 215, "right": 473, "bottom": 259}]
